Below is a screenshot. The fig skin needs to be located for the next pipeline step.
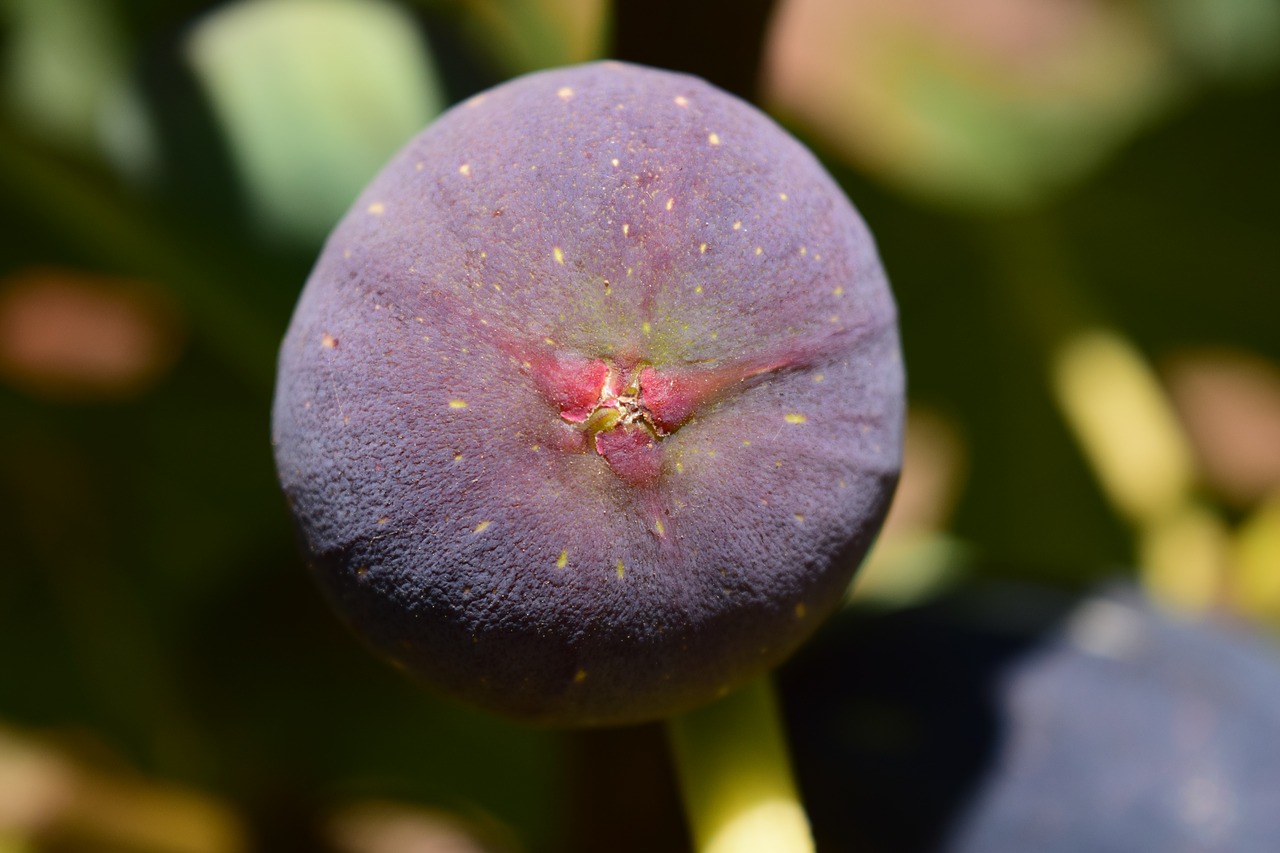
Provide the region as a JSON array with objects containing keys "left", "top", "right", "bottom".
[{"left": 272, "top": 61, "right": 903, "bottom": 726}]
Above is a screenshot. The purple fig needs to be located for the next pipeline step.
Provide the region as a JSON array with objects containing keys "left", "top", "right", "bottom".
[{"left": 271, "top": 62, "right": 903, "bottom": 726}]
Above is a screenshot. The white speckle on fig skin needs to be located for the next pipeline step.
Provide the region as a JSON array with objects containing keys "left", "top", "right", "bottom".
[{"left": 271, "top": 62, "right": 903, "bottom": 726}]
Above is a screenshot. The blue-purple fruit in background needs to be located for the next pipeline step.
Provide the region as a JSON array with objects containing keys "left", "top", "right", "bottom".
[
  {"left": 782, "top": 583, "right": 1280, "bottom": 851},
  {"left": 271, "top": 62, "right": 903, "bottom": 725}
]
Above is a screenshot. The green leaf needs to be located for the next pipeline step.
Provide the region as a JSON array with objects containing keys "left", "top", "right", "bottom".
[
  {"left": 1, "top": 0, "right": 140, "bottom": 160},
  {"left": 455, "top": 0, "right": 611, "bottom": 74},
  {"left": 763, "top": 0, "right": 1180, "bottom": 209}
]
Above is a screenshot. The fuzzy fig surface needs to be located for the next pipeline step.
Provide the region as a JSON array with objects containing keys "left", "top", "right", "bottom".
[{"left": 272, "top": 62, "right": 903, "bottom": 726}]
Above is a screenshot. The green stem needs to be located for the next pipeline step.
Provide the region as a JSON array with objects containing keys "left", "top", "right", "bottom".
[{"left": 666, "top": 677, "right": 815, "bottom": 853}]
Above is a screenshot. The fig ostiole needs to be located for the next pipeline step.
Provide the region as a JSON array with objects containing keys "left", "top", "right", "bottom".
[{"left": 272, "top": 61, "right": 904, "bottom": 726}]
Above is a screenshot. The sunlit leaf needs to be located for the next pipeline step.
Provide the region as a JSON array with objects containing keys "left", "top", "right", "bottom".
[
  {"left": 186, "top": 0, "right": 444, "bottom": 243},
  {"left": 763, "top": 0, "right": 1179, "bottom": 208},
  {"left": 1232, "top": 493, "right": 1280, "bottom": 623},
  {"left": 428, "top": 0, "right": 610, "bottom": 75}
]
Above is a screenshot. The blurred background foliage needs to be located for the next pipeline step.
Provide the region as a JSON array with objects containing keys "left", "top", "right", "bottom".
[{"left": 0, "top": 0, "right": 1278, "bottom": 851}]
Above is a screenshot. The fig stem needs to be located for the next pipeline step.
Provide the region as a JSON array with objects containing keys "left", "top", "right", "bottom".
[{"left": 666, "top": 676, "right": 814, "bottom": 853}]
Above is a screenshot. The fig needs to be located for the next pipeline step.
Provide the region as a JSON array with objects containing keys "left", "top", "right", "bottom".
[
  {"left": 782, "top": 583, "right": 1280, "bottom": 851},
  {"left": 271, "top": 61, "right": 903, "bottom": 725}
]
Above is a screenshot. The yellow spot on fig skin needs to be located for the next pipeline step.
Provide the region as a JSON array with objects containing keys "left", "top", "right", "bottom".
[
  {"left": 775, "top": 460, "right": 784, "bottom": 468},
  {"left": 616, "top": 559, "right": 625, "bottom": 579},
  {"left": 623, "top": 223, "right": 630, "bottom": 236},
  {"left": 674, "top": 95, "right": 689, "bottom": 107},
  {"left": 812, "top": 373, "right": 824, "bottom": 382},
  {"left": 458, "top": 163, "right": 471, "bottom": 176},
  {"left": 695, "top": 285, "right": 703, "bottom": 293},
  {"left": 733, "top": 220, "right": 742, "bottom": 230},
  {"left": 642, "top": 321, "right": 652, "bottom": 336},
  {"left": 794, "top": 514, "right": 805, "bottom": 524},
  {"left": 473, "top": 520, "right": 491, "bottom": 534},
  {"left": 531, "top": 444, "right": 540, "bottom": 451},
  {"left": 611, "top": 157, "right": 620, "bottom": 167},
  {"left": 448, "top": 400, "right": 468, "bottom": 409},
  {"left": 666, "top": 197, "right": 675, "bottom": 211},
  {"left": 377, "top": 516, "right": 389, "bottom": 525},
  {"left": 676, "top": 461, "right": 684, "bottom": 474},
  {"left": 795, "top": 603, "right": 807, "bottom": 619},
  {"left": 557, "top": 86, "right": 574, "bottom": 101},
  {"left": 544, "top": 337, "right": 556, "bottom": 346},
  {"left": 557, "top": 550, "right": 568, "bottom": 569},
  {"left": 654, "top": 518, "right": 665, "bottom": 537},
  {"left": 699, "top": 242, "right": 707, "bottom": 254},
  {"left": 799, "top": 246, "right": 808, "bottom": 256},
  {"left": 710, "top": 331, "right": 718, "bottom": 340},
  {"left": 742, "top": 440, "right": 751, "bottom": 446},
  {"left": 355, "top": 566, "right": 369, "bottom": 578},
  {"left": 493, "top": 283, "right": 501, "bottom": 292},
  {"left": 779, "top": 192, "right": 789, "bottom": 201},
  {"left": 708, "top": 132, "right": 721, "bottom": 145},
  {"left": 574, "top": 669, "right": 587, "bottom": 683},
  {"left": 343, "top": 248, "right": 352, "bottom": 259},
  {"left": 453, "top": 453, "right": 463, "bottom": 462},
  {"left": 367, "top": 202, "right": 385, "bottom": 215},
  {"left": 414, "top": 162, "right": 424, "bottom": 171},
  {"left": 755, "top": 246, "right": 763, "bottom": 256},
  {"left": 785, "top": 413, "right": 807, "bottom": 424},
  {"left": 833, "top": 286, "right": 844, "bottom": 296},
  {"left": 321, "top": 333, "right": 337, "bottom": 348},
  {"left": 553, "top": 246, "right": 564, "bottom": 265}
]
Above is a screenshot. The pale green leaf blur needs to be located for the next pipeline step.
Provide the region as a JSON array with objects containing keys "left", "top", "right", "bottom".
[{"left": 186, "top": 0, "right": 444, "bottom": 242}]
